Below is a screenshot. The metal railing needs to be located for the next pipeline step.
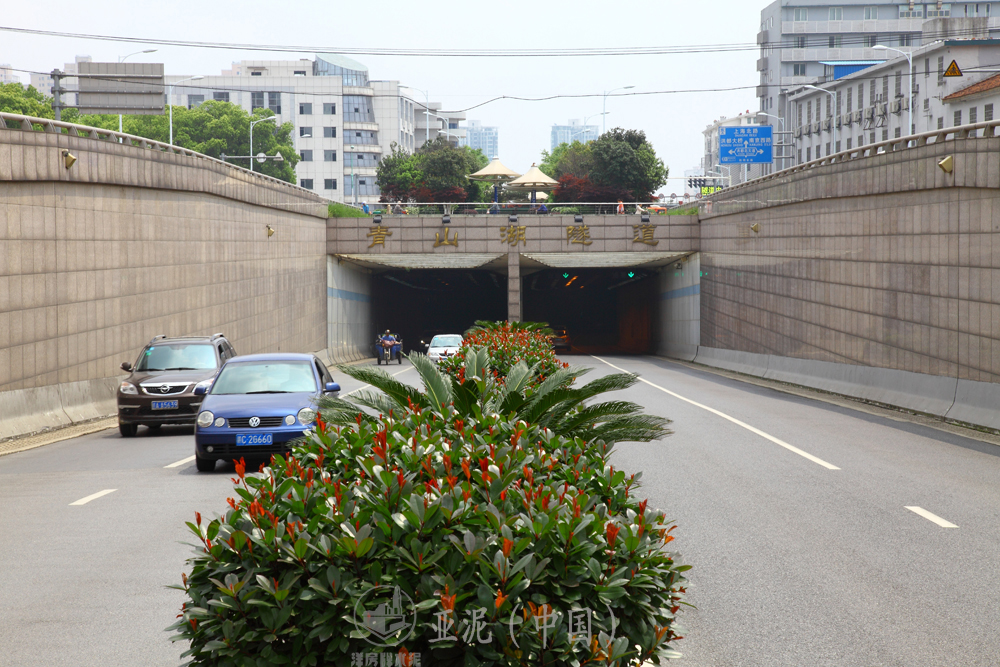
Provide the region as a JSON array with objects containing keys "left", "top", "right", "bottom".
[
  {"left": 351, "top": 202, "right": 696, "bottom": 217},
  {"left": 0, "top": 112, "right": 313, "bottom": 195},
  {"left": 718, "top": 118, "right": 1000, "bottom": 196}
]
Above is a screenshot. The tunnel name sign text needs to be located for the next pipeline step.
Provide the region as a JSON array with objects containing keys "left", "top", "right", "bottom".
[{"left": 719, "top": 126, "right": 773, "bottom": 165}]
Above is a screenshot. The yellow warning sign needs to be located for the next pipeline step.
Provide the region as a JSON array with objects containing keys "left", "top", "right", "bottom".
[{"left": 944, "top": 60, "right": 963, "bottom": 77}]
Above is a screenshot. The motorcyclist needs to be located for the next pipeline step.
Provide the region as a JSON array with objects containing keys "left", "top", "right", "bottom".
[{"left": 379, "top": 330, "right": 400, "bottom": 361}]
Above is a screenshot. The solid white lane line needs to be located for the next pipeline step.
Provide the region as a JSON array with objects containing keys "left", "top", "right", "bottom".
[
  {"left": 905, "top": 506, "right": 958, "bottom": 528},
  {"left": 164, "top": 455, "right": 196, "bottom": 469},
  {"left": 346, "top": 364, "right": 414, "bottom": 395},
  {"left": 69, "top": 489, "right": 117, "bottom": 506},
  {"left": 592, "top": 355, "right": 841, "bottom": 471}
]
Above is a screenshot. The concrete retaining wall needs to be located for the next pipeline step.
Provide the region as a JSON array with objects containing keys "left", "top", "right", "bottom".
[
  {"left": 327, "top": 258, "right": 373, "bottom": 363},
  {"left": 656, "top": 253, "right": 701, "bottom": 361},
  {"left": 0, "top": 123, "right": 330, "bottom": 440}
]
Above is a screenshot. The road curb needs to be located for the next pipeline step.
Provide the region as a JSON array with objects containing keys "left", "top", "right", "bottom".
[{"left": 0, "top": 417, "right": 117, "bottom": 458}]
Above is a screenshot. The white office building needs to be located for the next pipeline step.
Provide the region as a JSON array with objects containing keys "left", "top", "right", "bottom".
[
  {"left": 551, "top": 119, "right": 599, "bottom": 149},
  {"left": 459, "top": 120, "right": 499, "bottom": 158},
  {"left": 0, "top": 64, "right": 19, "bottom": 84}
]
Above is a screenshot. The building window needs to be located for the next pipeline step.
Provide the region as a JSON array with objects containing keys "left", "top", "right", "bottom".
[
  {"left": 300, "top": 126, "right": 312, "bottom": 137},
  {"left": 937, "top": 117, "right": 944, "bottom": 129},
  {"left": 847, "top": 87, "right": 853, "bottom": 112},
  {"left": 299, "top": 103, "right": 312, "bottom": 114},
  {"left": 924, "top": 58, "right": 930, "bottom": 78},
  {"left": 986, "top": 104, "right": 994, "bottom": 121},
  {"left": 187, "top": 94, "right": 204, "bottom": 109},
  {"left": 807, "top": 100, "right": 813, "bottom": 123},
  {"left": 250, "top": 71, "right": 262, "bottom": 76},
  {"left": 324, "top": 126, "right": 337, "bottom": 138},
  {"left": 829, "top": 6, "right": 843, "bottom": 19},
  {"left": 882, "top": 128, "right": 889, "bottom": 140},
  {"left": 870, "top": 132, "right": 876, "bottom": 143},
  {"left": 797, "top": 148, "right": 803, "bottom": 163},
  {"left": 268, "top": 92, "right": 281, "bottom": 115},
  {"left": 829, "top": 35, "right": 842, "bottom": 48},
  {"left": 864, "top": 6, "right": 878, "bottom": 19},
  {"left": 300, "top": 179, "right": 313, "bottom": 189},
  {"left": 894, "top": 127, "right": 901, "bottom": 138},
  {"left": 970, "top": 107, "right": 978, "bottom": 124},
  {"left": 882, "top": 75, "right": 889, "bottom": 102},
  {"left": 954, "top": 110, "right": 962, "bottom": 126},
  {"left": 895, "top": 71, "right": 902, "bottom": 97},
  {"left": 793, "top": 63, "right": 807, "bottom": 76},
  {"left": 300, "top": 150, "right": 313, "bottom": 161},
  {"left": 899, "top": 34, "right": 912, "bottom": 46},
  {"left": 847, "top": 137, "right": 852, "bottom": 149},
  {"left": 323, "top": 102, "right": 336, "bottom": 114},
  {"left": 806, "top": 147, "right": 812, "bottom": 161},
  {"left": 794, "top": 7, "right": 808, "bottom": 20},
  {"left": 294, "top": 70, "right": 307, "bottom": 76},
  {"left": 795, "top": 36, "right": 807, "bottom": 48},
  {"left": 343, "top": 95, "right": 375, "bottom": 123},
  {"left": 324, "top": 150, "right": 337, "bottom": 162},
  {"left": 213, "top": 92, "right": 229, "bottom": 103},
  {"left": 865, "top": 34, "right": 878, "bottom": 48},
  {"left": 251, "top": 91, "right": 264, "bottom": 110},
  {"left": 825, "top": 142, "right": 831, "bottom": 155},
  {"left": 324, "top": 178, "right": 337, "bottom": 190},
  {"left": 859, "top": 83, "right": 865, "bottom": 107},
  {"left": 938, "top": 56, "right": 945, "bottom": 84}
]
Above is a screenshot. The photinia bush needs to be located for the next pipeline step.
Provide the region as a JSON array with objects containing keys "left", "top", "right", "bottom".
[
  {"left": 440, "top": 321, "right": 566, "bottom": 384},
  {"left": 170, "top": 353, "right": 686, "bottom": 667}
]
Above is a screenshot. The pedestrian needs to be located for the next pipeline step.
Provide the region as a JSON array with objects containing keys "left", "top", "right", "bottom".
[
  {"left": 362, "top": 202, "right": 370, "bottom": 214},
  {"left": 635, "top": 203, "right": 645, "bottom": 214},
  {"left": 616, "top": 200, "right": 624, "bottom": 215}
]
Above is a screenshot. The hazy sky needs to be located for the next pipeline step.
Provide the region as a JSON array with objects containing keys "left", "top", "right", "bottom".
[{"left": 3, "top": 0, "right": 763, "bottom": 191}]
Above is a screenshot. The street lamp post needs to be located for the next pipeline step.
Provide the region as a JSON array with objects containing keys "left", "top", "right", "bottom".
[
  {"left": 117, "top": 49, "right": 157, "bottom": 133},
  {"left": 602, "top": 86, "right": 634, "bottom": 134},
  {"left": 249, "top": 116, "right": 279, "bottom": 173},
  {"left": 402, "top": 86, "right": 430, "bottom": 147},
  {"left": 570, "top": 112, "right": 607, "bottom": 143},
  {"left": 757, "top": 111, "right": 785, "bottom": 169},
  {"left": 804, "top": 84, "right": 837, "bottom": 157},
  {"left": 874, "top": 45, "right": 913, "bottom": 139},
  {"left": 168, "top": 75, "right": 204, "bottom": 146}
]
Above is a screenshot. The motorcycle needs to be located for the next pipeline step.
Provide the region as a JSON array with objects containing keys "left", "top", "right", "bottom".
[{"left": 375, "top": 335, "right": 403, "bottom": 365}]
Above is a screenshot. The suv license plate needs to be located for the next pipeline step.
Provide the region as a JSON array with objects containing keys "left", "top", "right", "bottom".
[
  {"left": 151, "top": 400, "right": 179, "bottom": 410},
  {"left": 236, "top": 433, "right": 273, "bottom": 446}
]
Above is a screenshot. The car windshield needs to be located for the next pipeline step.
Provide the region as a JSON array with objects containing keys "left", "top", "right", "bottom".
[
  {"left": 136, "top": 343, "right": 217, "bottom": 371},
  {"left": 210, "top": 361, "right": 317, "bottom": 395},
  {"left": 430, "top": 335, "right": 462, "bottom": 348}
]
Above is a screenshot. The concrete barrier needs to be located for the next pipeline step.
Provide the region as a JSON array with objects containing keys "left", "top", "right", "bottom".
[
  {"left": 685, "top": 347, "right": 1000, "bottom": 430},
  {"left": 0, "top": 377, "right": 119, "bottom": 441},
  {"left": 945, "top": 379, "right": 1000, "bottom": 429}
]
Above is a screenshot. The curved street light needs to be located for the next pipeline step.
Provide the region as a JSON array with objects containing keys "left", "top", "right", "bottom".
[
  {"left": 873, "top": 45, "right": 913, "bottom": 140},
  {"left": 249, "top": 115, "right": 279, "bottom": 173},
  {"left": 168, "top": 75, "right": 204, "bottom": 146},
  {"left": 118, "top": 49, "right": 157, "bottom": 133},
  {"left": 602, "top": 86, "right": 634, "bottom": 134}
]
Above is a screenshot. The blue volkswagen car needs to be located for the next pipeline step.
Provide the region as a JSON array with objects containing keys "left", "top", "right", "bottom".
[{"left": 193, "top": 353, "right": 340, "bottom": 472}]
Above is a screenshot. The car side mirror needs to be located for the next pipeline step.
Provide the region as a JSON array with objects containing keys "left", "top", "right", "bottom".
[
  {"left": 325, "top": 382, "right": 341, "bottom": 393},
  {"left": 193, "top": 385, "right": 207, "bottom": 396},
  {"left": 120, "top": 361, "right": 132, "bottom": 372}
]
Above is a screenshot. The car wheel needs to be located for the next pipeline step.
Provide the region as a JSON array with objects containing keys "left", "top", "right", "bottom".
[
  {"left": 147, "top": 424, "right": 161, "bottom": 432},
  {"left": 119, "top": 423, "right": 138, "bottom": 438},
  {"left": 195, "top": 455, "right": 216, "bottom": 472}
]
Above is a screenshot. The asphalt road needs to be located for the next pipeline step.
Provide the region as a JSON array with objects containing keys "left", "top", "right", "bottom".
[{"left": 2, "top": 355, "right": 999, "bottom": 666}]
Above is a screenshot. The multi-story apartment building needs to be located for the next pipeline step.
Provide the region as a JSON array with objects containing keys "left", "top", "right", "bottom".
[
  {"left": 702, "top": 112, "right": 765, "bottom": 186},
  {"left": 789, "top": 22, "right": 1000, "bottom": 162},
  {"left": 459, "top": 120, "right": 500, "bottom": 158},
  {"left": 550, "top": 119, "right": 599, "bottom": 149},
  {"left": 411, "top": 101, "right": 466, "bottom": 148},
  {"left": 0, "top": 64, "right": 19, "bottom": 84},
  {"left": 164, "top": 54, "right": 445, "bottom": 202}
]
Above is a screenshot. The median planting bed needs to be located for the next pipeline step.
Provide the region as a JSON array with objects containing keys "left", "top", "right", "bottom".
[{"left": 171, "top": 323, "right": 688, "bottom": 666}]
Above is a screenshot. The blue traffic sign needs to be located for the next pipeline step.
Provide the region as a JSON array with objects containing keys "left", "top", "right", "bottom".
[{"left": 719, "top": 126, "right": 773, "bottom": 164}]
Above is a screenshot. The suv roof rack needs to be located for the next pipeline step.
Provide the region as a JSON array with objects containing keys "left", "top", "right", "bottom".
[
  {"left": 149, "top": 334, "right": 168, "bottom": 344},
  {"left": 211, "top": 333, "right": 225, "bottom": 340}
]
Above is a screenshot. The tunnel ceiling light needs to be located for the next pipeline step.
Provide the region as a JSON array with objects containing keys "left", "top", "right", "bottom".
[
  {"left": 508, "top": 214, "right": 518, "bottom": 223},
  {"left": 640, "top": 213, "right": 650, "bottom": 223},
  {"left": 574, "top": 214, "right": 584, "bottom": 223},
  {"left": 441, "top": 214, "right": 450, "bottom": 224},
  {"left": 373, "top": 214, "right": 382, "bottom": 223}
]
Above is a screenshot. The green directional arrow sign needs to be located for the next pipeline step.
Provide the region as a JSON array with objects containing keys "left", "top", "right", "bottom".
[
  {"left": 628, "top": 272, "right": 635, "bottom": 278},
  {"left": 562, "top": 273, "right": 569, "bottom": 278}
]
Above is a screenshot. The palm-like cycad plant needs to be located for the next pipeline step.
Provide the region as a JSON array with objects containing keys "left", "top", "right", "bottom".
[{"left": 319, "top": 348, "right": 671, "bottom": 445}]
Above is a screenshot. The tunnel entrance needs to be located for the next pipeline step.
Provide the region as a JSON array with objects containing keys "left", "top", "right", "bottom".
[
  {"left": 371, "top": 269, "right": 507, "bottom": 353},
  {"left": 522, "top": 268, "right": 658, "bottom": 354}
]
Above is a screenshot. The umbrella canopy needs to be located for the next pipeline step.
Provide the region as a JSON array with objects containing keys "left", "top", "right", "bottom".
[
  {"left": 507, "top": 163, "right": 559, "bottom": 191},
  {"left": 467, "top": 157, "right": 520, "bottom": 183}
]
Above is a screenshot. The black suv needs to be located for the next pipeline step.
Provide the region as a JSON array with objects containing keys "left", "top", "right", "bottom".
[{"left": 117, "top": 334, "right": 237, "bottom": 437}]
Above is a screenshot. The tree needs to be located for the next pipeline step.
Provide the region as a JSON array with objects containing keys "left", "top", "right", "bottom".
[
  {"left": 376, "top": 138, "right": 489, "bottom": 202},
  {"left": 0, "top": 82, "right": 57, "bottom": 119},
  {"left": 539, "top": 140, "right": 594, "bottom": 180},
  {"left": 375, "top": 142, "right": 421, "bottom": 200},
  {"left": 589, "top": 127, "right": 668, "bottom": 200},
  {"left": 69, "top": 102, "right": 299, "bottom": 182}
]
